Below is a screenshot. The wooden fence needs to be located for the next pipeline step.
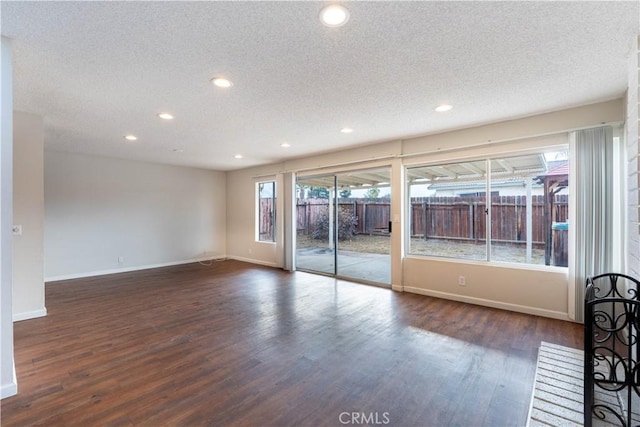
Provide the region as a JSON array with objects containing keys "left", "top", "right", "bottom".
[
  {"left": 260, "top": 195, "right": 569, "bottom": 244},
  {"left": 258, "top": 198, "right": 275, "bottom": 241},
  {"left": 296, "top": 198, "right": 390, "bottom": 236},
  {"left": 261, "top": 195, "right": 569, "bottom": 245},
  {"left": 410, "top": 195, "right": 567, "bottom": 245}
]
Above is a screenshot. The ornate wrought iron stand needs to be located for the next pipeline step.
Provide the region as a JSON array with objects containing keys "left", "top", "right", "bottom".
[{"left": 584, "top": 273, "right": 640, "bottom": 427}]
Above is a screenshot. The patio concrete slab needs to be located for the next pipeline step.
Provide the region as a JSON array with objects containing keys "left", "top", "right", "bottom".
[{"left": 296, "top": 248, "right": 390, "bottom": 285}]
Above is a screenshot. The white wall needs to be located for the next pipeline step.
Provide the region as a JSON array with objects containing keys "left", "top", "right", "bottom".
[
  {"left": 227, "top": 163, "right": 282, "bottom": 267},
  {"left": 44, "top": 151, "right": 226, "bottom": 280},
  {"left": 226, "top": 99, "right": 624, "bottom": 320},
  {"left": 1, "top": 36, "right": 17, "bottom": 399},
  {"left": 13, "top": 112, "right": 45, "bottom": 321},
  {"left": 627, "top": 36, "right": 640, "bottom": 279},
  {"left": 403, "top": 258, "right": 568, "bottom": 318}
]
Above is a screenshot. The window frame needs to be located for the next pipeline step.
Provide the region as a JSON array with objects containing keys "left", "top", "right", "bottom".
[{"left": 405, "top": 147, "right": 569, "bottom": 269}]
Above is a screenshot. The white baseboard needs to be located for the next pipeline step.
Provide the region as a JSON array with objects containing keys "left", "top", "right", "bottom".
[
  {"left": 391, "top": 284, "right": 404, "bottom": 292},
  {"left": 45, "top": 256, "right": 227, "bottom": 282},
  {"left": 226, "top": 256, "right": 278, "bottom": 268},
  {"left": 403, "top": 286, "right": 571, "bottom": 321},
  {"left": 13, "top": 307, "right": 47, "bottom": 322},
  {"left": 1, "top": 365, "right": 17, "bottom": 399}
]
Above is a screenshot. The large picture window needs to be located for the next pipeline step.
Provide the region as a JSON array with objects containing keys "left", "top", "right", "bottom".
[
  {"left": 407, "top": 150, "right": 569, "bottom": 267},
  {"left": 257, "top": 181, "right": 276, "bottom": 242}
]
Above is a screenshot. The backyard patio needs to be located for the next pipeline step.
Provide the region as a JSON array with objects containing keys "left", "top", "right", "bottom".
[{"left": 296, "top": 234, "right": 547, "bottom": 265}]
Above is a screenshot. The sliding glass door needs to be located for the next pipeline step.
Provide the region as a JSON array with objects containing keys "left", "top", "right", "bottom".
[
  {"left": 295, "top": 175, "right": 336, "bottom": 275},
  {"left": 295, "top": 168, "right": 391, "bottom": 286}
]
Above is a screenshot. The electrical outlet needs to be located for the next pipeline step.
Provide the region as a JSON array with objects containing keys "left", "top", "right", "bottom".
[
  {"left": 458, "top": 276, "right": 466, "bottom": 286},
  {"left": 12, "top": 225, "right": 22, "bottom": 235},
  {"left": 118, "top": 256, "right": 124, "bottom": 264}
]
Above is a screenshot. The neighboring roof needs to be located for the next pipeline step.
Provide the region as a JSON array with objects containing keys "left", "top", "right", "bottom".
[
  {"left": 545, "top": 162, "right": 569, "bottom": 177},
  {"left": 532, "top": 160, "right": 569, "bottom": 186}
]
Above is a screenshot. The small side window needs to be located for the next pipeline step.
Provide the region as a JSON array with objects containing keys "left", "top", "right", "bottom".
[{"left": 257, "top": 181, "right": 276, "bottom": 242}]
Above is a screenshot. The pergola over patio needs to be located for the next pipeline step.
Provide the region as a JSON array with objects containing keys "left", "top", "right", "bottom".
[
  {"left": 407, "top": 154, "right": 548, "bottom": 186},
  {"left": 534, "top": 162, "right": 569, "bottom": 265}
]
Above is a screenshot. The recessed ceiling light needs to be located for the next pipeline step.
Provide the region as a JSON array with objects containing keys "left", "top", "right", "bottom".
[
  {"left": 211, "top": 77, "right": 233, "bottom": 88},
  {"left": 157, "top": 112, "right": 174, "bottom": 120},
  {"left": 320, "top": 4, "right": 350, "bottom": 27},
  {"left": 340, "top": 127, "right": 353, "bottom": 133},
  {"left": 435, "top": 104, "right": 453, "bottom": 112},
  {"left": 234, "top": 154, "right": 243, "bottom": 159},
  {"left": 280, "top": 142, "right": 291, "bottom": 148},
  {"left": 124, "top": 135, "right": 138, "bottom": 141}
]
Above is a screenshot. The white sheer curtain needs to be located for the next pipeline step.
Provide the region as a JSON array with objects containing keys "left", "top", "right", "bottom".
[{"left": 570, "top": 126, "right": 615, "bottom": 322}]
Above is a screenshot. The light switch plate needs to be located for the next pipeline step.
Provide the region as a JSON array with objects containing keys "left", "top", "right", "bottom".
[{"left": 12, "top": 225, "right": 22, "bottom": 235}]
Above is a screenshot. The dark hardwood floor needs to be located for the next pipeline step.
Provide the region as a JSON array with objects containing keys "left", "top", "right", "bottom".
[{"left": 1, "top": 260, "right": 583, "bottom": 426}]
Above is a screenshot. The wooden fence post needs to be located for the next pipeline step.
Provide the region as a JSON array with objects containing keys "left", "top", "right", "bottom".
[
  {"left": 363, "top": 202, "right": 368, "bottom": 235},
  {"left": 468, "top": 202, "right": 473, "bottom": 239},
  {"left": 472, "top": 201, "right": 477, "bottom": 243},
  {"left": 422, "top": 201, "right": 428, "bottom": 240},
  {"left": 352, "top": 200, "right": 358, "bottom": 233}
]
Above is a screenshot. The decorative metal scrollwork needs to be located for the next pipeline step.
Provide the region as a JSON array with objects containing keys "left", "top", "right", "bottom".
[{"left": 585, "top": 273, "right": 640, "bottom": 427}]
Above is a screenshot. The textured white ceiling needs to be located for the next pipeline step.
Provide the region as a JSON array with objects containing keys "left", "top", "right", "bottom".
[{"left": 2, "top": 1, "right": 639, "bottom": 171}]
